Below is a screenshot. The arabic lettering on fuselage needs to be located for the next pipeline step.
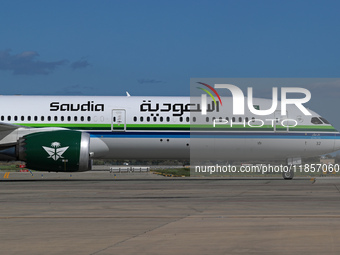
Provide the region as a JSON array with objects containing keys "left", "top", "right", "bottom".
[{"left": 140, "top": 101, "right": 219, "bottom": 116}]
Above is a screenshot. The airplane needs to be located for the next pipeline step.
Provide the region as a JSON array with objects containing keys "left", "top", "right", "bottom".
[{"left": 0, "top": 94, "right": 339, "bottom": 180}]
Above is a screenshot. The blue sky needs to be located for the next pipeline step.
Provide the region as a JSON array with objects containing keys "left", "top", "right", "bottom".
[{"left": 1, "top": 0, "right": 340, "bottom": 127}]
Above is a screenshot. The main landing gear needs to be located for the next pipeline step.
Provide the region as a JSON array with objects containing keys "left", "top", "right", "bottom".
[
  {"left": 282, "top": 157, "right": 301, "bottom": 180},
  {"left": 282, "top": 169, "right": 294, "bottom": 180}
]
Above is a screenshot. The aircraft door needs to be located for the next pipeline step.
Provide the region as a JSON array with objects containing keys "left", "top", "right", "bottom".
[
  {"left": 111, "top": 109, "right": 126, "bottom": 132},
  {"left": 274, "top": 110, "right": 289, "bottom": 132}
]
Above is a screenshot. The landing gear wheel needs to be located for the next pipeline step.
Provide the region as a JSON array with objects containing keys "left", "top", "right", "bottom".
[{"left": 282, "top": 169, "right": 294, "bottom": 180}]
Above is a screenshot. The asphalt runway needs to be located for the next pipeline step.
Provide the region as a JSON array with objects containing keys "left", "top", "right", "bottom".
[{"left": 1, "top": 171, "right": 340, "bottom": 255}]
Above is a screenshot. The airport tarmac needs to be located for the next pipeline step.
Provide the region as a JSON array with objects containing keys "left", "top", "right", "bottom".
[{"left": 1, "top": 171, "right": 340, "bottom": 255}]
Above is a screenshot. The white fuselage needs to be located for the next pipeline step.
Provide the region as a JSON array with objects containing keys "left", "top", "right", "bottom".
[{"left": 0, "top": 95, "right": 339, "bottom": 161}]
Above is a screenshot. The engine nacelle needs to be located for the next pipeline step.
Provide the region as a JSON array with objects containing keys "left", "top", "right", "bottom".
[{"left": 17, "top": 130, "right": 92, "bottom": 172}]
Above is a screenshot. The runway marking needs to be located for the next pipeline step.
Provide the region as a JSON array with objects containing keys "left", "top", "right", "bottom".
[
  {"left": 3, "top": 172, "right": 10, "bottom": 179},
  {"left": 2, "top": 215, "right": 340, "bottom": 219},
  {"left": 334, "top": 185, "right": 340, "bottom": 194}
]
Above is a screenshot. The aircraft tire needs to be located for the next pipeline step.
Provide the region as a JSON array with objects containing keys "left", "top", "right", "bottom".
[{"left": 282, "top": 169, "right": 294, "bottom": 180}]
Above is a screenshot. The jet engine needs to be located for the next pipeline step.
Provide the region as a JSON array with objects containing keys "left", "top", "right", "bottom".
[{"left": 0, "top": 130, "right": 92, "bottom": 172}]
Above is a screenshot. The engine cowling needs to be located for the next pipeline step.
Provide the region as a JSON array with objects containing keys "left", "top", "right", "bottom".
[{"left": 17, "top": 130, "right": 92, "bottom": 172}]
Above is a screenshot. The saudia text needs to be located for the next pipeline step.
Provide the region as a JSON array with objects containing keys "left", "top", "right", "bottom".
[{"left": 50, "top": 101, "right": 104, "bottom": 112}]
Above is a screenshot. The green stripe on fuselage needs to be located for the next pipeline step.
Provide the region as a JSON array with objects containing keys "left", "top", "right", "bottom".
[{"left": 16, "top": 123, "right": 338, "bottom": 132}]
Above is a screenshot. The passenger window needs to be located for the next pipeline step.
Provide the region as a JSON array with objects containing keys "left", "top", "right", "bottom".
[
  {"left": 133, "top": 116, "right": 137, "bottom": 122},
  {"left": 140, "top": 116, "right": 143, "bottom": 122},
  {"left": 232, "top": 117, "right": 235, "bottom": 122},
  {"left": 186, "top": 117, "right": 190, "bottom": 122},
  {"left": 193, "top": 117, "right": 196, "bottom": 122},
  {"left": 48, "top": 116, "right": 51, "bottom": 121},
  {"left": 153, "top": 117, "right": 157, "bottom": 122},
  {"left": 239, "top": 117, "right": 242, "bottom": 122},
  {"left": 179, "top": 117, "right": 183, "bottom": 122},
  {"left": 54, "top": 116, "right": 58, "bottom": 121},
  {"left": 0, "top": 116, "right": 3, "bottom": 121},
  {"left": 206, "top": 117, "right": 209, "bottom": 122},
  {"left": 21, "top": 116, "right": 25, "bottom": 121},
  {"left": 160, "top": 117, "right": 163, "bottom": 122},
  {"left": 87, "top": 116, "right": 91, "bottom": 121},
  {"left": 166, "top": 117, "right": 170, "bottom": 122},
  {"left": 28, "top": 116, "right": 31, "bottom": 121},
  {"left": 61, "top": 116, "right": 64, "bottom": 121},
  {"left": 7, "top": 116, "right": 11, "bottom": 121},
  {"left": 147, "top": 117, "right": 150, "bottom": 122},
  {"left": 14, "top": 116, "right": 18, "bottom": 121},
  {"left": 67, "top": 116, "right": 71, "bottom": 121},
  {"left": 74, "top": 116, "right": 77, "bottom": 121},
  {"left": 81, "top": 116, "right": 84, "bottom": 121},
  {"left": 41, "top": 116, "right": 44, "bottom": 121},
  {"left": 34, "top": 116, "right": 38, "bottom": 121}
]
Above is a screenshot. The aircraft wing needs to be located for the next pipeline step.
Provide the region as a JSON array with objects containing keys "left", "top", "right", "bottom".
[{"left": 0, "top": 122, "right": 27, "bottom": 132}]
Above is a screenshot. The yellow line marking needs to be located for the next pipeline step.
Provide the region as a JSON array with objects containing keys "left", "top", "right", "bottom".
[{"left": 4, "top": 172, "right": 10, "bottom": 179}]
